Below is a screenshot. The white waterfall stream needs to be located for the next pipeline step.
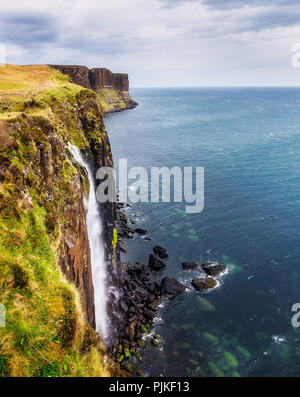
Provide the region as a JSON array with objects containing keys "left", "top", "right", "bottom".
[{"left": 68, "top": 143, "right": 109, "bottom": 343}]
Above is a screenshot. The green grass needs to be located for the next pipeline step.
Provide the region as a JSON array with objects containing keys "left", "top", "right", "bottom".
[{"left": 95, "top": 88, "right": 127, "bottom": 113}]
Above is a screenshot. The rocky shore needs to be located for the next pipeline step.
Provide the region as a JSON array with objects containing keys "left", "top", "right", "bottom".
[{"left": 111, "top": 202, "right": 227, "bottom": 375}]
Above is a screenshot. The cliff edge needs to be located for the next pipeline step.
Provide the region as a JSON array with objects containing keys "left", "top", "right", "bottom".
[
  {"left": 50, "top": 65, "right": 138, "bottom": 114},
  {"left": 0, "top": 64, "right": 123, "bottom": 376}
]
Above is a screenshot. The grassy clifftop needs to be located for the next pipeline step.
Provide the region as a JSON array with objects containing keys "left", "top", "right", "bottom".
[{"left": 0, "top": 65, "right": 120, "bottom": 376}]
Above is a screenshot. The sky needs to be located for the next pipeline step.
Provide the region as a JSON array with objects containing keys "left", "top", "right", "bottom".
[{"left": 1, "top": 0, "right": 300, "bottom": 87}]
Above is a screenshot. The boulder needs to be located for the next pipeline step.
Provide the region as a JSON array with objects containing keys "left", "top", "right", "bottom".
[
  {"left": 192, "top": 277, "right": 217, "bottom": 291},
  {"left": 153, "top": 245, "right": 168, "bottom": 259},
  {"left": 135, "top": 228, "right": 147, "bottom": 235},
  {"left": 135, "top": 286, "right": 148, "bottom": 297},
  {"left": 182, "top": 261, "right": 198, "bottom": 271},
  {"left": 161, "top": 277, "right": 186, "bottom": 297},
  {"left": 202, "top": 263, "right": 226, "bottom": 277},
  {"left": 120, "top": 300, "right": 128, "bottom": 313},
  {"left": 148, "top": 254, "right": 166, "bottom": 271}
]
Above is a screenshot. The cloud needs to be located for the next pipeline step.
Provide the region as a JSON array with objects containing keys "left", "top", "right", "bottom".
[
  {"left": 202, "top": 0, "right": 300, "bottom": 8},
  {"left": 0, "top": 0, "right": 300, "bottom": 86},
  {"left": 0, "top": 12, "right": 57, "bottom": 46},
  {"left": 159, "top": 0, "right": 300, "bottom": 9}
]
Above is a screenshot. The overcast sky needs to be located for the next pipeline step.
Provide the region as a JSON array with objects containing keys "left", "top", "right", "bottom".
[{"left": 1, "top": 0, "right": 300, "bottom": 86}]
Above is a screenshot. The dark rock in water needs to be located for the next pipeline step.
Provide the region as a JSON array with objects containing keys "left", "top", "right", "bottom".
[
  {"left": 202, "top": 263, "right": 226, "bottom": 277},
  {"left": 182, "top": 261, "right": 199, "bottom": 271},
  {"left": 142, "top": 236, "right": 152, "bottom": 241},
  {"left": 192, "top": 277, "right": 217, "bottom": 291},
  {"left": 135, "top": 228, "right": 147, "bottom": 235},
  {"left": 148, "top": 254, "right": 166, "bottom": 271},
  {"left": 153, "top": 245, "right": 168, "bottom": 259},
  {"left": 161, "top": 277, "right": 186, "bottom": 297}
]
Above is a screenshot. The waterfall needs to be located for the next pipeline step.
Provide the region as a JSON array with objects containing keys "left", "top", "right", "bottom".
[{"left": 68, "top": 143, "right": 109, "bottom": 343}]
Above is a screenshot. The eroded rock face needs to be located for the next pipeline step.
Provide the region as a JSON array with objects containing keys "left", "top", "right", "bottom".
[
  {"left": 113, "top": 73, "right": 129, "bottom": 91},
  {"left": 50, "top": 65, "right": 137, "bottom": 113},
  {"left": 58, "top": 172, "right": 95, "bottom": 327},
  {"left": 89, "top": 68, "right": 129, "bottom": 91},
  {"left": 0, "top": 86, "right": 124, "bottom": 332}
]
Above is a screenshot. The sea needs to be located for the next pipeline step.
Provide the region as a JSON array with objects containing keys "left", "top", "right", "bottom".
[{"left": 105, "top": 87, "right": 300, "bottom": 377}]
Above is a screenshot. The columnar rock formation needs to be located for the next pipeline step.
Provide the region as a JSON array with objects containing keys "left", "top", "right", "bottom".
[
  {"left": 89, "top": 68, "right": 129, "bottom": 91},
  {"left": 51, "top": 65, "right": 137, "bottom": 113},
  {"left": 51, "top": 65, "right": 91, "bottom": 89}
]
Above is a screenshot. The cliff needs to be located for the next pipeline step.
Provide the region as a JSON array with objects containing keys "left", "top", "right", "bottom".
[
  {"left": 0, "top": 65, "right": 123, "bottom": 376},
  {"left": 50, "top": 65, "right": 137, "bottom": 114}
]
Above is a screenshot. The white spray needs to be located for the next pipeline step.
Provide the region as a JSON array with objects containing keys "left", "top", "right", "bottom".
[{"left": 68, "top": 143, "right": 109, "bottom": 343}]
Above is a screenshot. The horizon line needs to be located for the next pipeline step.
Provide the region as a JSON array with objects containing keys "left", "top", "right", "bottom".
[{"left": 131, "top": 85, "right": 300, "bottom": 89}]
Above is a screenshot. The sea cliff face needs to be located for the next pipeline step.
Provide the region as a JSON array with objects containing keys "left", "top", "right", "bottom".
[
  {"left": 0, "top": 64, "right": 123, "bottom": 376},
  {"left": 51, "top": 65, "right": 137, "bottom": 114}
]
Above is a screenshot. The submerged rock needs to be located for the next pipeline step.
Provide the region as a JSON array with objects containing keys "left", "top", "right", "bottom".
[
  {"left": 196, "top": 296, "right": 216, "bottom": 312},
  {"left": 161, "top": 277, "right": 186, "bottom": 297},
  {"left": 182, "top": 261, "right": 198, "bottom": 271},
  {"left": 208, "top": 361, "right": 224, "bottom": 377},
  {"left": 191, "top": 277, "right": 217, "bottom": 291},
  {"left": 201, "top": 262, "right": 226, "bottom": 277},
  {"left": 223, "top": 351, "right": 238, "bottom": 368},
  {"left": 204, "top": 333, "right": 219, "bottom": 344},
  {"left": 153, "top": 245, "right": 168, "bottom": 259},
  {"left": 148, "top": 254, "right": 166, "bottom": 271}
]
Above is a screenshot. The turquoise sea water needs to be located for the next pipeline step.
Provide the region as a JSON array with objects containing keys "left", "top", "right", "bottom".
[{"left": 105, "top": 88, "right": 300, "bottom": 377}]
